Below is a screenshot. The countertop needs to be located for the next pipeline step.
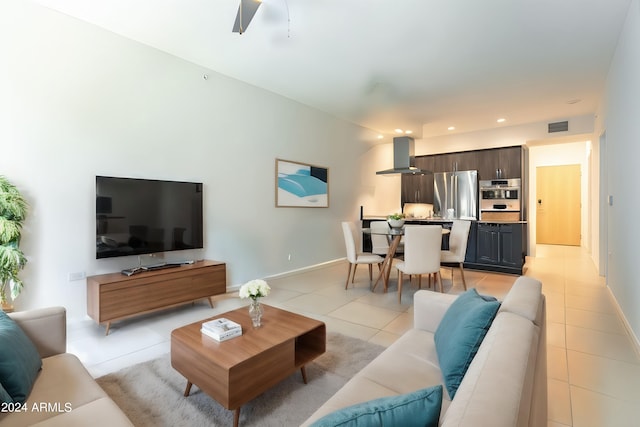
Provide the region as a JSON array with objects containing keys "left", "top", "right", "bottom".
[{"left": 362, "top": 216, "right": 527, "bottom": 224}]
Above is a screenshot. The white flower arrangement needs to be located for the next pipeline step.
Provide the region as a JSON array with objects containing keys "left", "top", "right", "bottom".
[{"left": 239, "top": 279, "right": 271, "bottom": 300}]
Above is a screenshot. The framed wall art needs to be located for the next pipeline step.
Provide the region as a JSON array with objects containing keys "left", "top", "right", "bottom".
[{"left": 275, "top": 159, "right": 329, "bottom": 207}]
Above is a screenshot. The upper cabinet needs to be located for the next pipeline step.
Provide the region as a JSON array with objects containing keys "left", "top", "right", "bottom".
[
  {"left": 401, "top": 156, "right": 434, "bottom": 203},
  {"left": 401, "top": 145, "right": 524, "bottom": 205},
  {"left": 498, "top": 146, "right": 522, "bottom": 179},
  {"left": 475, "top": 146, "right": 522, "bottom": 180}
]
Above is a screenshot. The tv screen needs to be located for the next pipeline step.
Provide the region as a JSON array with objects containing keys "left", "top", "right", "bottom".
[{"left": 96, "top": 176, "right": 203, "bottom": 259}]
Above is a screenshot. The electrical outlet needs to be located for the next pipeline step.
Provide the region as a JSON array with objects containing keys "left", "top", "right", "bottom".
[{"left": 68, "top": 271, "right": 86, "bottom": 282}]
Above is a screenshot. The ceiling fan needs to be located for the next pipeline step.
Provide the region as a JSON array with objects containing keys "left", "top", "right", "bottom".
[{"left": 232, "top": 0, "right": 262, "bottom": 34}]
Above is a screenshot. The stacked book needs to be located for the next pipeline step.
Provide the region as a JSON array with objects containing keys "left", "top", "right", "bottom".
[{"left": 201, "top": 318, "right": 242, "bottom": 342}]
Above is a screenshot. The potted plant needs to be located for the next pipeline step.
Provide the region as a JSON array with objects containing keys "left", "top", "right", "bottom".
[
  {"left": 387, "top": 212, "right": 405, "bottom": 229},
  {"left": 0, "top": 176, "right": 28, "bottom": 311}
]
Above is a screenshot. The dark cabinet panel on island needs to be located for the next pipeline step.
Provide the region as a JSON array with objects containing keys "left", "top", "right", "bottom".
[
  {"left": 476, "top": 223, "right": 500, "bottom": 264},
  {"left": 361, "top": 219, "right": 524, "bottom": 275},
  {"left": 498, "top": 224, "right": 523, "bottom": 268},
  {"left": 469, "top": 222, "right": 525, "bottom": 274}
]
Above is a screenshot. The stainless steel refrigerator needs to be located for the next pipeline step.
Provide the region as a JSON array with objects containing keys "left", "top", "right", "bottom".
[{"left": 433, "top": 170, "right": 478, "bottom": 220}]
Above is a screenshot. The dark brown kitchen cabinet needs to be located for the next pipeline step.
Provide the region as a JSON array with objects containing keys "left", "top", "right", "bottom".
[
  {"left": 472, "top": 146, "right": 522, "bottom": 180},
  {"left": 448, "top": 150, "right": 477, "bottom": 172},
  {"left": 432, "top": 153, "right": 453, "bottom": 173},
  {"left": 498, "top": 146, "right": 522, "bottom": 180},
  {"left": 401, "top": 156, "right": 434, "bottom": 203},
  {"left": 401, "top": 145, "right": 524, "bottom": 206},
  {"left": 475, "top": 149, "right": 501, "bottom": 180}
]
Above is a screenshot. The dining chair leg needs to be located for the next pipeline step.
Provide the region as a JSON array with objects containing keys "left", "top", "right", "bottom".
[
  {"left": 418, "top": 274, "right": 422, "bottom": 289},
  {"left": 351, "top": 264, "right": 358, "bottom": 283},
  {"left": 459, "top": 262, "right": 467, "bottom": 290},
  {"left": 436, "top": 272, "right": 443, "bottom": 293},
  {"left": 398, "top": 271, "right": 403, "bottom": 303},
  {"left": 345, "top": 263, "right": 353, "bottom": 289},
  {"left": 368, "top": 264, "right": 373, "bottom": 281}
]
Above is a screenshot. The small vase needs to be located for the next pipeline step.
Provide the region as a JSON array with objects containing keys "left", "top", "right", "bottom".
[
  {"left": 249, "top": 298, "right": 263, "bottom": 328},
  {"left": 388, "top": 219, "right": 405, "bottom": 229}
]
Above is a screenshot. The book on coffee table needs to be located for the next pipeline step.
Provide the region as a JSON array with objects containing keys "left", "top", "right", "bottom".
[{"left": 201, "top": 318, "right": 242, "bottom": 342}]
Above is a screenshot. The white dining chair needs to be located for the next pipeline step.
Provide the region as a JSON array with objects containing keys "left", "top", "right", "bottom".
[
  {"left": 394, "top": 225, "right": 443, "bottom": 303},
  {"left": 440, "top": 220, "right": 471, "bottom": 291},
  {"left": 369, "top": 221, "right": 404, "bottom": 256},
  {"left": 342, "top": 222, "right": 384, "bottom": 289}
]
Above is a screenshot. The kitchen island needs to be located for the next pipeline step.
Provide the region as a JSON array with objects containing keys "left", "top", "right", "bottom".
[{"left": 361, "top": 217, "right": 527, "bottom": 275}]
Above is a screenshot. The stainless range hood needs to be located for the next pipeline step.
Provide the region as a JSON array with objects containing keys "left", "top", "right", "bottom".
[{"left": 376, "top": 136, "right": 432, "bottom": 175}]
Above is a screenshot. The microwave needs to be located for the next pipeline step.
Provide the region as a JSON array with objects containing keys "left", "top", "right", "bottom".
[{"left": 479, "top": 179, "right": 521, "bottom": 212}]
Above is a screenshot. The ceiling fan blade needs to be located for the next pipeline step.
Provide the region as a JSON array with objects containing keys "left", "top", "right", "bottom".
[{"left": 232, "top": 0, "right": 262, "bottom": 34}]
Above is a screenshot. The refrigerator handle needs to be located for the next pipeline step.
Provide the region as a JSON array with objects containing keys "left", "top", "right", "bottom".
[{"left": 453, "top": 174, "right": 458, "bottom": 218}]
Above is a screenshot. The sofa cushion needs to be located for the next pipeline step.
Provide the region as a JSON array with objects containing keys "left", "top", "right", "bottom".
[
  {"left": 434, "top": 289, "right": 500, "bottom": 398},
  {"left": 440, "top": 312, "right": 539, "bottom": 427},
  {"left": 301, "top": 329, "right": 450, "bottom": 426},
  {"left": 309, "top": 385, "right": 443, "bottom": 427},
  {"left": 0, "top": 354, "right": 110, "bottom": 427},
  {"left": 0, "top": 311, "right": 42, "bottom": 403},
  {"left": 498, "top": 276, "right": 543, "bottom": 326},
  {"left": 0, "top": 382, "right": 12, "bottom": 404}
]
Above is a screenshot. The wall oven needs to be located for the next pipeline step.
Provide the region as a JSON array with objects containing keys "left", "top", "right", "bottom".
[{"left": 479, "top": 178, "right": 521, "bottom": 219}]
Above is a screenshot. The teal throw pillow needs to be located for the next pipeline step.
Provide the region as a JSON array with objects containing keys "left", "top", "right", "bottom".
[
  {"left": 310, "top": 385, "right": 442, "bottom": 427},
  {"left": 0, "top": 381, "right": 13, "bottom": 404},
  {"left": 434, "top": 289, "right": 500, "bottom": 399},
  {"left": 0, "top": 311, "right": 42, "bottom": 403}
]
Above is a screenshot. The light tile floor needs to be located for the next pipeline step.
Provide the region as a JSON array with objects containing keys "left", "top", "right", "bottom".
[{"left": 68, "top": 245, "right": 640, "bottom": 426}]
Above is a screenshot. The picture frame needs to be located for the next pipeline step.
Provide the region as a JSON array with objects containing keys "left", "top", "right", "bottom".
[{"left": 275, "top": 158, "right": 329, "bottom": 208}]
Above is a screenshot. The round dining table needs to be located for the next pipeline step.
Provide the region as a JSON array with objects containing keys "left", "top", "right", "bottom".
[{"left": 363, "top": 225, "right": 450, "bottom": 293}]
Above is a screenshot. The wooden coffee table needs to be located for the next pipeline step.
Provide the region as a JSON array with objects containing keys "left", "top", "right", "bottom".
[{"left": 171, "top": 304, "right": 326, "bottom": 427}]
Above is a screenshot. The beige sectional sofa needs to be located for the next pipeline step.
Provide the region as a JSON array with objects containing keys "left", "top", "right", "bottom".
[
  {"left": 303, "top": 276, "right": 547, "bottom": 427},
  {"left": 1, "top": 307, "right": 133, "bottom": 427}
]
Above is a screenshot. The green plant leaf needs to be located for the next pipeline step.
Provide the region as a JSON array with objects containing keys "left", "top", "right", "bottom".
[
  {"left": 0, "top": 217, "right": 21, "bottom": 243},
  {"left": 0, "top": 176, "right": 28, "bottom": 301}
]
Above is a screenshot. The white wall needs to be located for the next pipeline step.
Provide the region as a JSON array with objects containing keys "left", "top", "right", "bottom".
[
  {"left": 417, "top": 115, "right": 594, "bottom": 155},
  {"left": 357, "top": 142, "right": 404, "bottom": 217},
  {"left": 600, "top": 0, "right": 640, "bottom": 343},
  {"left": 0, "top": 0, "right": 376, "bottom": 319}
]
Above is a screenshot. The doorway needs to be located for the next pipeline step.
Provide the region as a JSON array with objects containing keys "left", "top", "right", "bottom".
[{"left": 536, "top": 164, "right": 581, "bottom": 245}]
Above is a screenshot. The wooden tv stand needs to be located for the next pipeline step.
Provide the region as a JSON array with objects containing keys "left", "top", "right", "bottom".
[{"left": 87, "top": 260, "right": 226, "bottom": 335}]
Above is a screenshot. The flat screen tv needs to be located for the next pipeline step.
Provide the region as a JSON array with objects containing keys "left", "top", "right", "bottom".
[{"left": 96, "top": 176, "right": 203, "bottom": 259}]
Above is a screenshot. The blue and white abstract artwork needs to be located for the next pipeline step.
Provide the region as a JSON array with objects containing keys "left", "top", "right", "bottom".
[{"left": 276, "top": 159, "right": 328, "bottom": 207}]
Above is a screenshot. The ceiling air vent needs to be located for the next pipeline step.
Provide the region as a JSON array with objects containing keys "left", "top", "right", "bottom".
[{"left": 548, "top": 121, "right": 569, "bottom": 133}]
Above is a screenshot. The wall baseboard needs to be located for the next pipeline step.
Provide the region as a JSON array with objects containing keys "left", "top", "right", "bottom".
[
  {"left": 226, "top": 258, "right": 345, "bottom": 291},
  {"left": 606, "top": 286, "right": 640, "bottom": 359}
]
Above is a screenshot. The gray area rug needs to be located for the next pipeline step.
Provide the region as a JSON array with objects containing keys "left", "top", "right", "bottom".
[{"left": 96, "top": 332, "right": 385, "bottom": 426}]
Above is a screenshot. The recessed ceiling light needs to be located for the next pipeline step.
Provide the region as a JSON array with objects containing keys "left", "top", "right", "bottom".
[
  {"left": 377, "top": 135, "right": 384, "bottom": 139},
  {"left": 405, "top": 130, "right": 413, "bottom": 135},
  {"left": 497, "top": 118, "right": 506, "bottom": 123},
  {"left": 448, "top": 126, "right": 456, "bottom": 131},
  {"left": 394, "top": 128, "right": 403, "bottom": 134}
]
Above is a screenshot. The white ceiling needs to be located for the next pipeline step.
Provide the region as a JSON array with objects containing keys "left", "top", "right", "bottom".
[{"left": 31, "top": 0, "right": 631, "bottom": 138}]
